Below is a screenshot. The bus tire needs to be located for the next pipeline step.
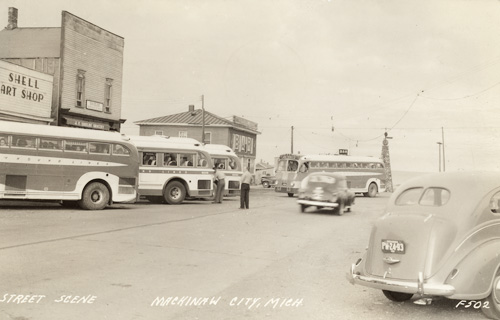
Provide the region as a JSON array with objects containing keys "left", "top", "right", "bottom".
[
  {"left": 365, "top": 183, "right": 378, "bottom": 198},
  {"left": 78, "top": 182, "right": 110, "bottom": 210},
  {"left": 287, "top": 193, "right": 294, "bottom": 197},
  {"left": 163, "top": 181, "right": 186, "bottom": 204}
]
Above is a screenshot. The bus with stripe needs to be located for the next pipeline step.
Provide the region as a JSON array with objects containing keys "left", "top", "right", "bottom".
[
  {"left": 203, "top": 144, "right": 242, "bottom": 196},
  {"left": 0, "top": 120, "right": 139, "bottom": 210},
  {"left": 129, "top": 135, "right": 214, "bottom": 204},
  {"left": 274, "top": 154, "right": 386, "bottom": 198}
]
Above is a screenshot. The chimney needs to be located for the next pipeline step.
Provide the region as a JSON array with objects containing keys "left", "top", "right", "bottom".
[
  {"left": 6, "top": 7, "right": 18, "bottom": 30},
  {"left": 188, "top": 105, "right": 195, "bottom": 112}
]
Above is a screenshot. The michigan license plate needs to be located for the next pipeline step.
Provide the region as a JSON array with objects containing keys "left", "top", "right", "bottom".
[{"left": 381, "top": 239, "right": 405, "bottom": 254}]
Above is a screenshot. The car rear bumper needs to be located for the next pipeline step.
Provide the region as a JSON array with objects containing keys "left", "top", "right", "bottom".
[
  {"left": 348, "top": 263, "right": 455, "bottom": 296},
  {"left": 297, "top": 199, "right": 338, "bottom": 207}
]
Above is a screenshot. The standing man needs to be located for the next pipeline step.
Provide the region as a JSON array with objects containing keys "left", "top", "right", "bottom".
[
  {"left": 240, "top": 167, "right": 252, "bottom": 209},
  {"left": 213, "top": 164, "right": 226, "bottom": 204}
]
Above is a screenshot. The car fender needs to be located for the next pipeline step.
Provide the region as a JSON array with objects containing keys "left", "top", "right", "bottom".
[{"left": 447, "top": 240, "right": 500, "bottom": 300}]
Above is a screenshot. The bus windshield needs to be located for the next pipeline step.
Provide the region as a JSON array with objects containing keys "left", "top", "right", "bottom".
[{"left": 277, "top": 159, "right": 298, "bottom": 172}]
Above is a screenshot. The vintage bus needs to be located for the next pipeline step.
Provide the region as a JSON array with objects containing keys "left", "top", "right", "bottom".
[
  {"left": 203, "top": 144, "right": 242, "bottom": 196},
  {"left": 275, "top": 154, "right": 386, "bottom": 197},
  {"left": 129, "top": 135, "right": 214, "bottom": 204},
  {"left": 0, "top": 120, "right": 139, "bottom": 210}
]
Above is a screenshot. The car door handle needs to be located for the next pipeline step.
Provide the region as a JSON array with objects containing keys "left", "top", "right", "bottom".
[{"left": 383, "top": 257, "right": 400, "bottom": 264}]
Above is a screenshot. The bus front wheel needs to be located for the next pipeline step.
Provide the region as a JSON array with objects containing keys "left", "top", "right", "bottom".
[
  {"left": 163, "top": 181, "right": 186, "bottom": 204},
  {"left": 365, "top": 183, "right": 378, "bottom": 198},
  {"left": 78, "top": 182, "right": 110, "bottom": 210},
  {"left": 287, "top": 193, "right": 294, "bottom": 197}
]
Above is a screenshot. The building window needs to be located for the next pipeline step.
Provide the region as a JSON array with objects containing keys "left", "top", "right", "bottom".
[
  {"left": 178, "top": 131, "right": 187, "bottom": 138},
  {"left": 203, "top": 132, "right": 211, "bottom": 144},
  {"left": 76, "top": 70, "right": 86, "bottom": 108},
  {"left": 154, "top": 130, "right": 164, "bottom": 136},
  {"left": 105, "top": 78, "right": 113, "bottom": 113}
]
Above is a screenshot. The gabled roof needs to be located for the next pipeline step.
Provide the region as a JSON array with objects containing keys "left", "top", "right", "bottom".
[
  {"left": 0, "top": 27, "right": 61, "bottom": 58},
  {"left": 135, "top": 109, "right": 260, "bottom": 134},
  {"left": 256, "top": 162, "right": 274, "bottom": 170}
]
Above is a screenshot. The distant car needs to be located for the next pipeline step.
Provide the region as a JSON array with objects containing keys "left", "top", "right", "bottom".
[
  {"left": 261, "top": 175, "right": 277, "bottom": 188},
  {"left": 297, "top": 172, "right": 355, "bottom": 215},
  {"left": 348, "top": 172, "right": 500, "bottom": 319}
]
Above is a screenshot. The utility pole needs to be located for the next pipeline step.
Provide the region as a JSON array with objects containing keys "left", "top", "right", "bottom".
[
  {"left": 201, "top": 95, "right": 205, "bottom": 144},
  {"left": 291, "top": 126, "right": 294, "bottom": 154},
  {"left": 437, "top": 142, "right": 442, "bottom": 172},
  {"left": 441, "top": 127, "right": 445, "bottom": 172}
]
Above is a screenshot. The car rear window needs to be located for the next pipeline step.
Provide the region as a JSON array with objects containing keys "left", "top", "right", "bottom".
[
  {"left": 396, "top": 188, "right": 423, "bottom": 205},
  {"left": 419, "top": 188, "right": 450, "bottom": 206},
  {"left": 396, "top": 187, "right": 450, "bottom": 207}
]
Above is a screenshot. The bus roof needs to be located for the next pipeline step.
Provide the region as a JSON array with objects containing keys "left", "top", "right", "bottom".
[
  {"left": 279, "top": 153, "right": 382, "bottom": 163},
  {"left": 203, "top": 144, "right": 237, "bottom": 156},
  {"left": 0, "top": 120, "right": 131, "bottom": 143},
  {"left": 129, "top": 135, "right": 206, "bottom": 151}
]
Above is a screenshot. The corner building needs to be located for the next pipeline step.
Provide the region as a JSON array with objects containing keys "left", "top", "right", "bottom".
[{"left": 0, "top": 8, "right": 125, "bottom": 131}]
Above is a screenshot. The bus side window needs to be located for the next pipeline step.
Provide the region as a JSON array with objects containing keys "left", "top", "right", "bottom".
[
  {"left": 12, "top": 135, "right": 36, "bottom": 148},
  {"left": 40, "top": 138, "right": 63, "bottom": 150},
  {"left": 299, "top": 163, "right": 308, "bottom": 173},
  {"left": 113, "top": 144, "right": 130, "bottom": 155},
  {"left": 89, "top": 143, "right": 110, "bottom": 154},
  {"left": 166, "top": 153, "right": 178, "bottom": 166},
  {"left": 143, "top": 152, "right": 157, "bottom": 166},
  {"left": 180, "top": 154, "right": 194, "bottom": 167},
  {"left": 0, "top": 135, "right": 8, "bottom": 147},
  {"left": 65, "top": 140, "right": 88, "bottom": 152},
  {"left": 198, "top": 153, "right": 209, "bottom": 168}
]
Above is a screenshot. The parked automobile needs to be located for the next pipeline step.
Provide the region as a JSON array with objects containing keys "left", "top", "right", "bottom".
[
  {"left": 348, "top": 171, "right": 500, "bottom": 319},
  {"left": 261, "top": 175, "right": 277, "bottom": 188},
  {"left": 297, "top": 172, "right": 355, "bottom": 215}
]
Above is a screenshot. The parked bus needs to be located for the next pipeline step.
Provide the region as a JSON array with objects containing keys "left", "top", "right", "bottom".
[
  {"left": 129, "top": 135, "right": 214, "bottom": 204},
  {"left": 0, "top": 120, "right": 139, "bottom": 210},
  {"left": 275, "top": 153, "right": 386, "bottom": 197},
  {"left": 203, "top": 144, "right": 242, "bottom": 196}
]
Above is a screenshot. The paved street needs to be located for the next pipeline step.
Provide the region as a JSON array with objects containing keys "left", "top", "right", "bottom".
[{"left": 0, "top": 187, "right": 486, "bottom": 320}]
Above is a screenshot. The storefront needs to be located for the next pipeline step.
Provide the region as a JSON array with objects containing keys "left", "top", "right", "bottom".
[{"left": 0, "top": 60, "right": 54, "bottom": 124}]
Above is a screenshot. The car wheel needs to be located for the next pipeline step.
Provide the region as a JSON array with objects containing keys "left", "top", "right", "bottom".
[
  {"left": 482, "top": 269, "right": 500, "bottom": 319},
  {"left": 365, "top": 183, "right": 378, "bottom": 198},
  {"left": 262, "top": 181, "right": 270, "bottom": 188},
  {"left": 78, "top": 182, "right": 110, "bottom": 210},
  {"left": 287, "top": 193, "right": 294, "bottom": 197},
  {"left": 382, "top": 290, "right": 413, "bottom": 302},
  {"left": 163, "top": 181, "right": 186, "bottom": 204},
  {"left": 300, "top": 204, "right": 307, "bottom": 213}
]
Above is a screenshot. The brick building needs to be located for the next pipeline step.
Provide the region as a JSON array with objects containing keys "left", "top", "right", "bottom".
[
  {"left": 135, "top": 106, "right": 261, "bottom": 172},
  {"left": 0, "top": 7, "right": 125, "bottom": 130}
]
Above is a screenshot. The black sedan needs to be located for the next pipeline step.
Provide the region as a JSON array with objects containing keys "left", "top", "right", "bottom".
[{"left": 297, "top": 172, "right": 355, "bottom": 215}]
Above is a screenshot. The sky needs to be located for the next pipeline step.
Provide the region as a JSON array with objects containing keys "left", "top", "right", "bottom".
[{"left": 2, "top": 0, "right": 500, "bottom": 172}]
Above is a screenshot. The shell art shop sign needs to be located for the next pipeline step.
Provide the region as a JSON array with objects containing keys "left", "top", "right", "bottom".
[{"left": 0, "top": 60, "right": 53, "bottom": 119}]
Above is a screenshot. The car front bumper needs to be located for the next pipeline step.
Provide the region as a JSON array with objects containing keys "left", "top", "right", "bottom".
[
  {"left": 297, "top": 199, "right": 338, "bottom": 208},
  {"left": 348, "top": 262, "right": 455, "bottom": 296}
]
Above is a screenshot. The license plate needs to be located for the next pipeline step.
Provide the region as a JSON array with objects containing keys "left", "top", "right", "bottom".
[{"left": 381, "top": 239, "right": 405, "bottom": 254}]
